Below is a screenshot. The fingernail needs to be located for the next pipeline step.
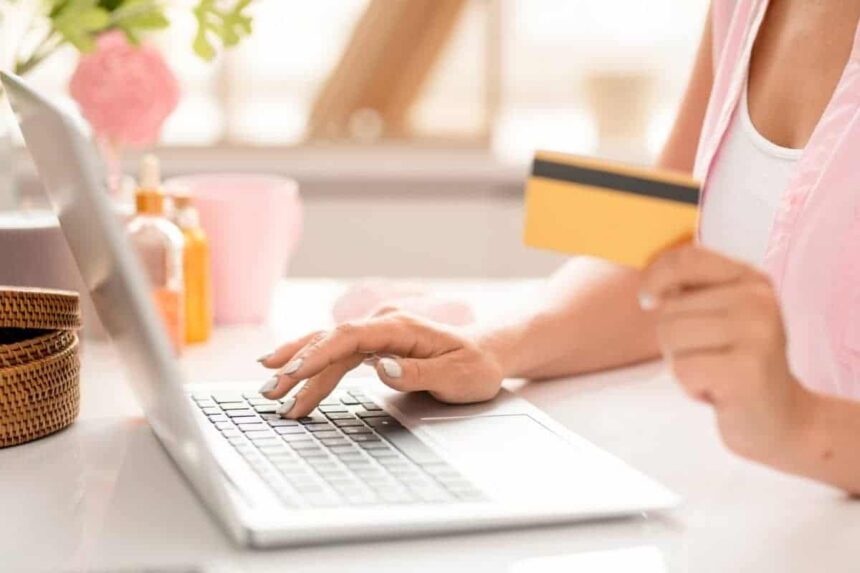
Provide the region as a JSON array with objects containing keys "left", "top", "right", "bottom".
[
  {"left": 276, "top": 397, "right": 296, "bottom": 418},
  {"left": 256, "top": 352, "right": 274, "bottom": 364},
  {"left": 378, "top": 357, "right": 402, "bottom": 379},
  {"left": 258, "top": 376, "right": 278, "bottom": 394},
  {"left": 280, "top": 358, "right": 303, "bottom": 376},
  {"left": 638, "top": 292, "right": 656, "bottom": 311}
]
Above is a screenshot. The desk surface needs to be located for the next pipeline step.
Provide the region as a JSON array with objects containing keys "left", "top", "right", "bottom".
[{"left": 2, "top": 280, "right": 857, "bottom": 573}]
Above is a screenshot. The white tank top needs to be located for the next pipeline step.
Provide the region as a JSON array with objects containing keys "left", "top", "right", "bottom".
[{"left": 699, "top": 82, "right": 803, "bottom": 267}]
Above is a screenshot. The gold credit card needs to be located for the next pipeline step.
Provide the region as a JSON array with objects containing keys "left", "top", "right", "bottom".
[{"left": 523, "top": 150, "right": 700, "bottom": 268}]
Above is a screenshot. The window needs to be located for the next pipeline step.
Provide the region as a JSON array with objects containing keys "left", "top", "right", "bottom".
[{"left": 11, "top": 0, "right": 710, "bottom": 162}]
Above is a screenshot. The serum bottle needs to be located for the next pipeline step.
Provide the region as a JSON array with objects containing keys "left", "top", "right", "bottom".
[{"left": 126, "top": 155, "right": 185, "bottom": 352}]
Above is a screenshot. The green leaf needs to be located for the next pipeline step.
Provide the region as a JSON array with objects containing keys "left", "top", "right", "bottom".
[
  {"left": 192, "top": 0, "right": 254, "bottom": 60},
  {"left": 50, "top": 0, "right": 112, "bottom": 52}
]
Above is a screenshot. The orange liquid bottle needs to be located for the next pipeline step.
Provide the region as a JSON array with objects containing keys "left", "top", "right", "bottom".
[
  {"left": 126, "top": 155, "right": 185, "bottom": 353},
  {"left": 170, "top": 193, "right": 212, "bottom": 344}
]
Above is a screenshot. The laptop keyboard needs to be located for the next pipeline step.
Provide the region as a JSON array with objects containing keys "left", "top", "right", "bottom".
[{"left": 190, "top": 388, "right": 485, "bottom": 508}]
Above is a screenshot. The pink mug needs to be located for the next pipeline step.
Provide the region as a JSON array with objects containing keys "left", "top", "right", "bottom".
[{"left": 165, "top": 174, "right": 302, "bottom": 325}]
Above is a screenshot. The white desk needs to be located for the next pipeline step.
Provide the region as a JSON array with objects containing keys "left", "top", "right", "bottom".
[{"left": 2, "top": 280, "right": 858, "bottom": 572}]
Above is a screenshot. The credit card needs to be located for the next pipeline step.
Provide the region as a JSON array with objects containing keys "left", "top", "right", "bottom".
[{"left": 523, "top": 150, "right": 700, "bottom": 268}]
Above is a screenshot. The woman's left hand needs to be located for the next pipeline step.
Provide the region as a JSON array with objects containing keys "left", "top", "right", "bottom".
[{"left": 639, "top": 244, "right": 815, "bottom": 464}]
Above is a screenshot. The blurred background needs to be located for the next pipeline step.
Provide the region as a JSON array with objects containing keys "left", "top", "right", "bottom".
[{"left": 6, "top": 0, "right": 709, "bottom": 278}]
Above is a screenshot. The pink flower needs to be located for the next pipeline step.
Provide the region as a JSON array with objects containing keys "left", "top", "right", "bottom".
[{"left": 70, "top": 30, "right": 179, "bottom": 148}]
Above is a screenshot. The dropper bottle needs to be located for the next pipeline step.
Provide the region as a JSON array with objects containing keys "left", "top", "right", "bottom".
[{"left": 126, "top": 155, "right": 185, "bottom": 353}]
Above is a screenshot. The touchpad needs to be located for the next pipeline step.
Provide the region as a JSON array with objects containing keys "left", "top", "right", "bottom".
[{"left": 424, "top": 415, "right": 611, "bottom": 501}]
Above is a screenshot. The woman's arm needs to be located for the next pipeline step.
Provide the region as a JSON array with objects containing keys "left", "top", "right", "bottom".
[
  {"left": 479, "top": 6, "right": 715, "bottom": 380},
  {"left": 258, "top": 8, "right": 717, "bottom": 417}
]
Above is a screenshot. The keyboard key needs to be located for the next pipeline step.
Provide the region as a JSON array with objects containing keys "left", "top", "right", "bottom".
[
  {"left": 191, "top": 392, "right": 212, "bottom": 401},
  {"left": 340, "top": 396, "right": 360, "bottom": 406},
  {"left": 332, "top": 419, "right": 363, "bottom": 427},
  {"left": 341, "top": 426, "right": 371, "bottom": 435},
  {"left": 296, "top": 449, "right": 328, "bottom": 459},
  {"left": 319, "top": 438, "right": 351, "bottom": 448},
  {"left": 267, "top": 419, "right": 300, "bottom": 427},
  {"left": 195, "top": 399, "right": 217, "bottom": 408},
  {"left": 247, "top": 397, "right": 273, "bottom": 405},
  {"left": 222, "top": 429, "right": 243, "bottom": 438},
  {"left": 325, "top": 412, "right": 355, "bottom": 420},
  {"left": 281, "top": 433, "right": 312, "bottom": 442},
  {"left": 246, "top": 431, "right": 275, "bottom": 441},
  {"left": 212, "top": 392, "right": 245, "bottom": 403},
  {"left": 289, "top": 440, "right": 320, "bottom": 450},
  {"left": 349, "top": 434, "right": 381, "bottom": 443},
  {"left": 359, "top": 441, "right": 390, "bottom": 450},
  {"left": 207, "top": 414, "right": 228, "bottom": 423},
  {"left": 253, "top": 404, "right": 280, "bottom": 414},
  {"left": 225, "top": 409, "right": 257, "bottom": 418},
  {"left": 274, "top": 426, "right": 306, "bottom": 435},
  {"left": 306, "top": 423, "right": 335, "bottom": 433},
  {"left": 331, "top": 446, "right": 360, "bottom": 455},
  {"left": 299, "top": 414, "right": 328, "bottom": 425},
  {"left": 366, "top": 448, "right": 399, "bottom": 458},
  {"left": 238, "top": 423, "right": 268, "bottom": 432},
  {"left": 356, "top": 411, "right": 389, "bottom": 419},
  {"left": 219, "top": 402, "right": 248, "bottom": 410},
  {"left": 311, "top": 431, "right": 340, "bottom": 440},
  {"left": 361, "top": 403, "right": 383, "bottom": 411},
  {"left": 232, "top": 416, "right": 261, "bottom": 425},
  {"left": 319, "top": 405, "right": 348, "bottom": 413},
  {"left": 201, "top": 407, "right": 221, "bottom": 416},
  {"left": 214, "top": 421, "right": 233, "bottom": 430}
]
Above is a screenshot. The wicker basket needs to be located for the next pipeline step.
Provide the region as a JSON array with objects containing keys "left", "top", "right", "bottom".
[{"left": 0, "top": 287, "right": 81, "bottom": 448}]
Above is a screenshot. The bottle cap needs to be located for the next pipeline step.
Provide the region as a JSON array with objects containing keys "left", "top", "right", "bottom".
[
  {"left": 138, "top": 154, "right": 161, "bottom": 190},
  {"left": 171, "top": 192, "right": 193, "bottom": 209}
]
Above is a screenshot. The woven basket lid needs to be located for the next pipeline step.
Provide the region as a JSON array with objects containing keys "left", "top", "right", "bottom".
[{"left": 0, "top": 287, "right": 81, "bottom": 331}]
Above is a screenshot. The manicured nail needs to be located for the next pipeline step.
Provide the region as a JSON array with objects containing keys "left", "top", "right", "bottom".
[
  {"left": 258, "top": 376, "right": 278, "bottom": 394},
  {"left": 280, "top": 358, "right": 303, "bottom": 376},
  {"left": 379, "top": 357, "right": 402, "bottom": 379},
  {"left": 638, "top": 292, "right": 656, "bottom": 311},
  {"left": 256, "top": 352, "right": 274, "bottom": 364},
  {"left": 276, "top": 397, "right": 296, "bottom": 418}
]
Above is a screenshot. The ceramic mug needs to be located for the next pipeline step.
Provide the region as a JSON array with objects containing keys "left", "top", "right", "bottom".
[{"left": 166, "top": 174, "right": 302, "bottom": 325}]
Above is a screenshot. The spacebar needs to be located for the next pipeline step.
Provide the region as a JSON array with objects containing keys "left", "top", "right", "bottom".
[{"left": 375, "top": 425, "right": 442, "bottom": 465}]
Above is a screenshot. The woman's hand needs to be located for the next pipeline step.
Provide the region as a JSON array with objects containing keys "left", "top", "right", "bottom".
[
  {"left": 639, "top": 245, "right": 816, "bottom": 464},
  {"left": 256, "top": 309, "right": 505, "bottom": 419}
]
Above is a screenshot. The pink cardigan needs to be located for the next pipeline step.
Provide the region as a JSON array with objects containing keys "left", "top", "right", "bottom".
[{"left": 696, "top": 0, "right": 860, "bottom": 399}]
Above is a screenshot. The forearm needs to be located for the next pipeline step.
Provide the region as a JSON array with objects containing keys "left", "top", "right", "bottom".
[
  {"left": 777, "top": 389, "right": 860, "bottom": 495},
  {"left": 477, "top": 257, "right": 659, "bottom": 379}
]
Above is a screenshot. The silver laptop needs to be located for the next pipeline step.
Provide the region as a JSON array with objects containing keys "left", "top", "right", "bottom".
[{"left": 2, "top": 71, "right": 678, "bottom": 547}]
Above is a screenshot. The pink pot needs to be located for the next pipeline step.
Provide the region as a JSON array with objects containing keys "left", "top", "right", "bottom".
[{"left": 166, "top": 174, "right": 302, "bottom": 325}]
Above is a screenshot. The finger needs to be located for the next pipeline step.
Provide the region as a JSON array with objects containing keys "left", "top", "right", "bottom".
[
  {"left": 277, "top": 316, "right": 456, "bottom": 386},
  {"left": 659, "top": 283, "right": 750, "bottom": 318},
  {"left": 669, "top": 350, "right": 729, "bottom": 404},
  {"left": 283, "top": 354, "right": 365, "bottom": 419},
  {"left": 370, "top": 305, "right": 401, "bottom": 318},
  {"left": 256, "top": 330, "right": 326, "bottom": 369},
  {"left": 372, "top": 355, "right": 441, "bottom": 393},
  {"left": 640, "top": 245, "right": 761, "bottom": 305},
  {"left": 656, "top": 314, "right": 733, "bottom": 356}
]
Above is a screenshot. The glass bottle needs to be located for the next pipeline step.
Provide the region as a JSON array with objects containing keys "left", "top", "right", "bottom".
[
  {"left": 170, "top": 192, "right": 212, "bottom": 344},
  {"left": 126, "top": 155, "right": 185, "bottom": 352}
]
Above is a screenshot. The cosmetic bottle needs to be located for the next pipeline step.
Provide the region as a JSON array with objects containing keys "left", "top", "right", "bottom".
[
  {"left": 126, "top": 155, "right": 185, "bottom": 352},
  {"left": 169, "top": 192, "right": 212, "bottom": 344}
]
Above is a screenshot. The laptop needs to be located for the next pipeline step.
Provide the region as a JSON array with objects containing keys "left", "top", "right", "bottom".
[{"left": 1, "top": 71, "right": 678, "bottom": 547}]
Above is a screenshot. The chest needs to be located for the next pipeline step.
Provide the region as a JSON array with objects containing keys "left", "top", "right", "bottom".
[{"left": 747, "top": 0, "right": 860, "bottom": 149}]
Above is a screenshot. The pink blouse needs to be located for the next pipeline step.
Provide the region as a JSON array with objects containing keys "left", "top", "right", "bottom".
[{"left": 696, "top": 0, "right": 860, "bottom": 399}]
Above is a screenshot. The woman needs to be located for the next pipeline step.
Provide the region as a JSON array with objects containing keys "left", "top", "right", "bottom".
[{"left": 257, "top": 0, "right": 860, "bottom": 494}]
